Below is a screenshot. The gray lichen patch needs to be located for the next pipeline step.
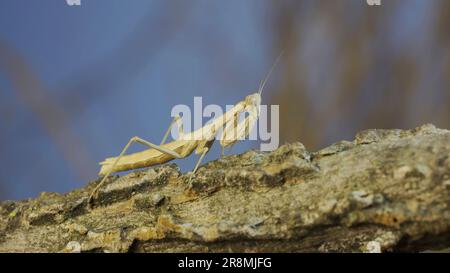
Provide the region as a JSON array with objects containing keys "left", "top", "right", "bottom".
[
  {"left": 0, "top": 124, "right": 450, "bottom": 253},
  {"left": 314, "top": 140, "right": 355, "bottom": 159},
  {"left": 189, "top": 142, "right": 318, "bottom": 194}
]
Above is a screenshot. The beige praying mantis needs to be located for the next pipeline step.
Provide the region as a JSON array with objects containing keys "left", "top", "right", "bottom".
[{"left": 87, "top": 54, "right": 282, "bottom": 206}]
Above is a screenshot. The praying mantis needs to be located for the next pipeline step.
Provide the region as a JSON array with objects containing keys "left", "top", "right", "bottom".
[{"left": 87, "top": 54, "right": 282, "bottom": 206}]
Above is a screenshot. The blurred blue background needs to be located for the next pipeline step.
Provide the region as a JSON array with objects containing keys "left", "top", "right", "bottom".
[{"left": 0, "top": 0, "right": 449, "bottom": 200}]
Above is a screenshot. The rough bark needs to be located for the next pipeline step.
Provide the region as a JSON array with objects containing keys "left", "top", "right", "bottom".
[{"left": 1, "top": 124, "right": 449, "bottom": 253}]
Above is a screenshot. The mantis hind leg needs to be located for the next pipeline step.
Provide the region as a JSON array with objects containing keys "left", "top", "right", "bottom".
[
  {"left": 90, "top": 115, "right": 186, "bottom": 207},
  {"left": 88, "top": 136, "right": 184, "bottom": 208}
]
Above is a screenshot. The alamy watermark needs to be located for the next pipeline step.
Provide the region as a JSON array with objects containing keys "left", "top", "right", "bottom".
[
  {"left": 367, "top": 0, "right": 381, "bottom": 6},
  {"left": 170, "top": 97, "right": 279, "bottom": 152},
  {"left": 66, "top": 0, "right": 81, "bottom": 6}
]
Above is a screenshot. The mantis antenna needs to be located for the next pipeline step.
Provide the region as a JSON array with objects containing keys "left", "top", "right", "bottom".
[{"left": 258, "top": 51, "right": 284, "bottom": 95}]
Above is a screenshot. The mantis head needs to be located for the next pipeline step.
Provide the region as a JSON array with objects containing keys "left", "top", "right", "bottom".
[{"left": 245, "top": 93, "right": 262, "bottom": 110}]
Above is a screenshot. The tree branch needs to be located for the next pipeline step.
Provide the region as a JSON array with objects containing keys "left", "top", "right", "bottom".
[{"left": 1, "top": 124, "right": 449, "bottom": 253}]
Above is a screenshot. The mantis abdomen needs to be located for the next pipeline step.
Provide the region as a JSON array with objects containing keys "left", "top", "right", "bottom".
[{"left": 98, "top": 139, "right": 197, "bottom": 176}]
